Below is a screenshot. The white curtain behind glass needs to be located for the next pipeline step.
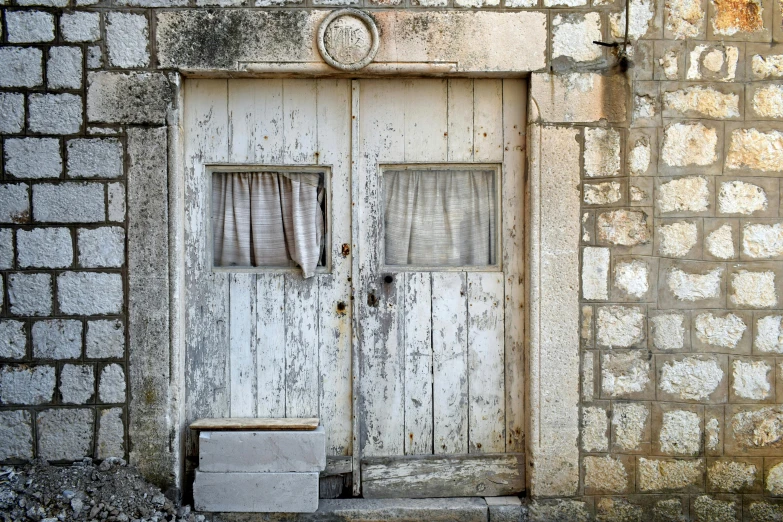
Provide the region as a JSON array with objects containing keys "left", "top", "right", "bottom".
[
  {"left": 383, "top": 169, "right": 496, "bottom": 266},
  {"left": 212, "top": 172, "right": 324, "bottom": 278}
]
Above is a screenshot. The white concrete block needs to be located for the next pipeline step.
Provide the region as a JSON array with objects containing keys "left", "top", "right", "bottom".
[
  {"left": 199, "top": 427, "right": 326, "bottom": 473},
  {"left": 193, "top": 471, "right": 319, "bottom": 513}
]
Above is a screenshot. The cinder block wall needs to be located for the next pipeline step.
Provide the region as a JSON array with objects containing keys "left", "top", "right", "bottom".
[{"left": 1, "top": 0, "right": 783, "bottom": 514}]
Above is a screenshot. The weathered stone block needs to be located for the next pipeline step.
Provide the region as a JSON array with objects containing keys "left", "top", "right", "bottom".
[
  {"left": 17, "top": 227, "right": 73, "bottom": 268},
  {"left": 0, "top": 230, "right": 11, "bottom": 270},
  {"left": 87, "top": 72, "right": 172, "bottom": 124},
  {"left": 596, "top": 209, "right": 652, "bottom": 251},
  {"left": 199, "top": 427, "right": 326, "bottom": 472},
  {"left": 0, "top": 320, "right": 27, "bottom": 359},
  {"left": 691, "top": 495, "right": 741, "bottom": 521},
  {"left": 662, "top": 83, "right": 742, "bottom": 120},
  {"left": 754, "top": 313, "right": 783, "bottom": 353},
  {"left": 485, "top": 497, "right": 523, "bottom": 522},
  {"left": 0, "top": 47, "right": 42, "bottom": 88},
  {"left": 87, "top": 45, "right": 102, "bottom": 69},
  {"left": 610, "top": 0, "right": 661, "bottom": 40},
  {"left": 747, "top": 83, "right": 783, "bottom": 119},
  {"left": 67, "top": 138, "right": 123, "bottom": 179},
  {"left": 656, "top": 219, "right": 702, "bottom": 259},
  {"left": 194, "top": 471, "right": 319, "bottom": 512},
  {"left": 0, "top": 365, "right": 55, "bottom": 405},
  {"left": 60, "top": 364, "right": 95, "bottom": 404},
  {"left": 692, "top": 310, "right": 751, "bottom": 353},
  {"left": 78, "top": 227, "right": 124, "bottom": 268},
  {"left": 0, "top": 93, "right": 25, "bottom": 134},
  {"left": 86, "top": 320, "right": 124, "bottom": 359},
  {"left": 730, "top": 357, "right": 774, "bottom": 402},
  {"left": 47, "top": 46, "right": 82, "bottom": 90},
  {"left": 28, "top": 94, "right": 83, "bottom": 135},
  {"left": 58, "top": 272, "right": 123, "bottom": 315},
  {"left": 583, "top": 455, "right": 633, "bottom": 494},
  {"left": 638, "top": 457, "right": 704, "bottom": 492},
  {"left": 551, "top": 13, "right": 603, "bottom": 65},
  {"left": 32, "top": 183, "right": 104, "bottom": 223},
  {"left": 601, "top": 350, "right": 654, "bottom": 399},
  {"left": 660, "top": 122, "right": 722, "bottom": 174},
  {"left": 742, "top": 222, "right": 783, "bottom": 260},
  {"left": 707, "top": 458, "right": 761, "bottom": 493},
  {"left": 707, "top": 0, "right": 771, "bottom": 41},
  {"left": 581, "top": 247, "right": 609, "bottom": 301},
  {"left": 725, "top": 125, "right": 783, "bottom": 174},
  {"left": 60, "top": 12, "right": 100, "bottom": 42},
  {"left": 652, "top": 403, "right": 703, "bottom": 455},
  {"left": 97, "top": 407, "right": 124, "bottom": 459},
  {"left": 718, "top": 178, "right": 778, "bottom": 217},
  {"left": 98, "top": 363, "right": 126, "bottom": 403},
  {"left": 32, "top": 319, "right": 82, "bottom": 359},
  {"left": 8, "top": 273, "right": 52, "bottom": 316},
  {"left": 706, "top": 406, "right": 724, "bottom": 455},
  {"left": 0, "top": 410, "right": 33, "bottom": 460},
  {"left": 4, "top": 138, "right": 61, "bottom": 179},
  {"left": 37, "top": 408, "right": 94, "bottom": 461},
  {"left": 528, "top": 499, "right": 591, "bottom": 522},
  {"left": 664, "top": 0, "right": 706, "bottom": 39},
  {"left": 657, "top": 354, "right": 727, "bottom": 402},
  {"left": 628, "top": 129, "right": 656, "bottom": 176},
  {"left": 704, "top": 219, "right": 738, "bottom": 260},
  {"left": 596, "top": 305, "right": 646, "bottom": 348},
  {"left": 658, "top": 259, "right": 726, "bottom": 309},
  {"left": 583, "top": 181, "right": 624, "bottom": 206},
  {"left": 530, "top": 73, "right": 627, "bottom": 123},
  {"left": 108, "top": 183, "right": 126, "bottom": 222},
  {"left": 584, "top": 127, "right": 621, "bottom": 178},
  {"left": 655, "top": 40, "right": 686, "bottom": 80},
  {"left": 612, "top": 257, "right": 656, "bottom": 302},
  {"left": 650, "top": 311, "right": 688, "bottom": 351},
  {"left": 106, "top": 12, "right": 150, "bottom": 68},
  {"left": 0, "top": 184, "right": 30, "bottom": 224},
  {"left": 726, "top": 405, "right": 783, "bottom": 455},
  {"left": 612, "top": 402, "right": 651, "bottom": 453},
  {"left": 6, "top": 11, "right": 55, "bottom": 43},
  {"left": 728, "top": 266, "right": 780, "bottom": 308},
  {"left": 582, "top": 404, "right": 608, "bottom": 452},
  {"left": 633, "top": 81, "right": 661, "bottom": 127}
]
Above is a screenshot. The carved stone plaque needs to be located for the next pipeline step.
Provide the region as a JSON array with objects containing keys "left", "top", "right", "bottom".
[{"left": 318, "top": 9, "right": 379, "bottom": 71}]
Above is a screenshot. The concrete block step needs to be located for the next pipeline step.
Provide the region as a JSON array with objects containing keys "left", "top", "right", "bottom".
[
  {"left": 199, "top": 427, "right": 326, "bottom": 473},
  {"left": 194, "top": 471, "right": 319, "bottom": 513},
  {"left": 206, "top": 497, "right": 494, "bottom": 522}
]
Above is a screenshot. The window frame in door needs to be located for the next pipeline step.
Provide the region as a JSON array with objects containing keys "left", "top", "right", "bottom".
[
  {"left": 206, "top": 163, "right": 333, "bottom": 275},
  {"left": 379, "top": 162, "right": 503, "bottom": 273}
]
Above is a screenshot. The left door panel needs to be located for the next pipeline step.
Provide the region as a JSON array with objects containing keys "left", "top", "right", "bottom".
[{"left": 183, "top": 80, "right": 353, "bottom": 475}]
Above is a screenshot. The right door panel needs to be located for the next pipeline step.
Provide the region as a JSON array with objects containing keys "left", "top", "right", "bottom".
[{"left": 354, "top": 79, "right": 526, "bottom": 497}]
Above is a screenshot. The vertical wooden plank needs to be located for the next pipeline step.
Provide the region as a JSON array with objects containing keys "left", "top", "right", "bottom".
[
  {"left": 228, "top": 274, "right": 256, "bottom": 417},
  {"left": 404, "top": 272, "right": 433, "bottom": 455},
  {"left": 183, "top": 79, "right": 230, "bottom": 456},
  {"left": 283, "top": 79, "right": 320, "bottom": 419},
  {"left": 432, "top": 272, "right": 468, "bottom": 455},
  {"left": 350, "top": 79, "right": 362, "bottom": 495},
  {"left": 447, "top": 79, "right": 474, "bottom": 162},
  {"left": 316, "top": 78, "right": 353, "bottom": 456},
  {"left": 256, "top": 274, "right": 286, "bottom": 417},
  {"left": 502, "top": 79, "right": 527, "bottom": 453},
  {"left": 403, "top": 79, "right": 448, "bottom": 162},
  {"left": 467, "top": 272, "right": 505, "bottom": 453},
  {"left": 356, "top": 79, "right": 406, "bottom": 458},
  {"left": 283, "top": 79, "right": 318, "bottom": 164},
  {"left": 285, "top": 278, "right": 319, "bottom": 418},
  {"left": 473, "top": 79, "right": 504, "bottom": 163},
  {"left": 229, "top": 79, "right": 284, "bottom": 164}
]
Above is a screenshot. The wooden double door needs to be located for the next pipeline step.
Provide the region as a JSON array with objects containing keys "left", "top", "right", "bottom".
[{"left": 183, "top": 78, "right": 526, "bottom": 497}]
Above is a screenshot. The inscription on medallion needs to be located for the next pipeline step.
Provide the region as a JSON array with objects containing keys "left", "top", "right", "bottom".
[{"left": 318, "top": 9, "right": 379, "bottom": 71}]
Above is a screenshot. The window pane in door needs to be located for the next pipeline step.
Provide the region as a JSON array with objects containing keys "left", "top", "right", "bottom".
[
  {"left": 383, "top": 168, "right": 497, "bottom": 267},
  {"left": 212, "top": 171, "right": 326, "bottom": 278}
]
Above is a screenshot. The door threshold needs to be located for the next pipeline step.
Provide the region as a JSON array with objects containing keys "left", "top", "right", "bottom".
[{"left": 203, "top": 496, "right": 524, "bottom": 522}]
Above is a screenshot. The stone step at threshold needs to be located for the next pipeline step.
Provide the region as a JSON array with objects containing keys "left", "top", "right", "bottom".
[{"left": 201, "top": 497, "right": 525, "bottom": 522}]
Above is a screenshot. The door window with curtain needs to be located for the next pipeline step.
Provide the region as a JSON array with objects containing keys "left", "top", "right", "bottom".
[
  {"left": 382, "top": 165, "right": 500, "bottom": 269},
  {"left": 211, "top": 169, "right": 328, "bottom": 278}
]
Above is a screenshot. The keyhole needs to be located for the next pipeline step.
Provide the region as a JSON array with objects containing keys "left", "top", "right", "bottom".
[{"left": 384, "top": 275, "right": 394, "bottom": 284}]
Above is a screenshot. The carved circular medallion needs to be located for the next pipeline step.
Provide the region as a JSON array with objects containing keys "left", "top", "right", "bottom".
[{"left": 318, "top": 9, "right": 379, "bottom": 71}]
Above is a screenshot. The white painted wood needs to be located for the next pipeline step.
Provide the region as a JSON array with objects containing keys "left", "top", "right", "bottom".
[
  {"left": 403, "top": 272, "right": 433, "bottom": 455},
  {"left": 432, "top": 272, "right": 468, "bottom": 455},
  {"left": 228, "top": 79, "right": 284, "bottom": 164},
  {"left": 283, "top": 79, "right": 318, "bottom": 164},
  {"left": 403, "top": 79, "right": 448, "bottom": 163},
  {"left": 350, "top": 79, "right": 362, "bottom": 495},
  {"left": 473, "top": 80, "right": 504, "bottom": 163},
  {"left": 501, "top": 79, "right": 526, "bottom": 453},
  {"left": 256, "top": 274, "right": 285, "bottom": 418},
  {"left": 356, "top": 80, "right": 406, "bottom": 458},
  {"left": 183, "top": 80, "right": 230, "bottom": 462},
  {"left": 467, "top": 272, "right": 505, "bottom": 453},
  {"left": 447, "top": 79, "right": 474, "bottom": 162},
  {"left": 229, "top": 274, "right": 256, "bottom": 417},
  {"left": 315, "top": 79, "right": 353, "bottom": 456}
]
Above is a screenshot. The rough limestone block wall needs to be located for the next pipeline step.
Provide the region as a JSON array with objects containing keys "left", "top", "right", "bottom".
[
  {"left": 554, "top": 0, "right": 783, "bottom": 517},
  {"left": 0, "top": 0, "right": 175, "bottom": 490}
]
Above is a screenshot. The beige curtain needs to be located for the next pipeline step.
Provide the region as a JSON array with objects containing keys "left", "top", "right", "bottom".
[
  {"left": 212, "top": 172, "right": 324, "bottom": 278},
  {"left": 384, "top": 169, "right": 496, "bottom": 266}
]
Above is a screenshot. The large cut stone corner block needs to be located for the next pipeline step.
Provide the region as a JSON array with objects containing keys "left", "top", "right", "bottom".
[
  {"left": 199, "top": 426, "right": 326, "bottom": 473},
  {"left": 193, "top": 471, "right": 319, "bottom": 513}
]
